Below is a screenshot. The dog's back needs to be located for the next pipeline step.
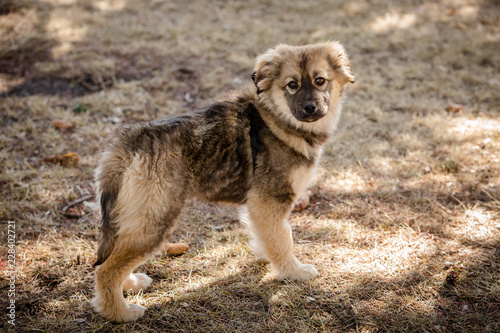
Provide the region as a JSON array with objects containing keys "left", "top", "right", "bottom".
[{"left": 93, "top": 89, "right": 259, "bottom": 267}]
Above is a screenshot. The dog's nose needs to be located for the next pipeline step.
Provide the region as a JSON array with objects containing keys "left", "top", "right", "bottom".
[{"left": 303, "top": 103, "right": 317, "bottom": 114}]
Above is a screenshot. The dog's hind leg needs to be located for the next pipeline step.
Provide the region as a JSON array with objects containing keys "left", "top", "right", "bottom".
[
  {"left": 244, "top": 192, "right": 319, "bottom": 281},
  {"left": 92, "top": 155, "right": 185, "bottom": 322},
  {"left": 91, "top": 232, "right": 161, "bottom": 323},
  {"left": 91, "top": 208, "right": 182, "bottom": 323}
]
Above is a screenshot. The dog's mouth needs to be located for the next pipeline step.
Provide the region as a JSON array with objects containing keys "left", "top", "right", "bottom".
[
  {"left": 305, "top": 118, "right": 320, "bottom": 123},
  {"left": 296, "top": 115, "right": 323, "bottom": 123}
]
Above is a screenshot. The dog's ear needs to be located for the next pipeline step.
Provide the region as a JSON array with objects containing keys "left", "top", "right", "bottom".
[
  {"left": 250, "top": 71, "right": 263, "bottom": 94},
  {"left": 252, "top": 48, "right": 282, "bottom": 94},
  {"left": 325, "top": 41, "right": 355, "bottom": 85}
]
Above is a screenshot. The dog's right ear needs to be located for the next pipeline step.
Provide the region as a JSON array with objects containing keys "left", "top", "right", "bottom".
[
  {"left": 252, "top": 48, "right": 281, "bottom": 95},
  {"left": 325, "top": 41, "right": 355, "bottom": 85}
]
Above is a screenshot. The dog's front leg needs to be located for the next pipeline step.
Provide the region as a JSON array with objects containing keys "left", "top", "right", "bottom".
[{"left": 243, "top": 193, "right": 319, "bottom": 281}]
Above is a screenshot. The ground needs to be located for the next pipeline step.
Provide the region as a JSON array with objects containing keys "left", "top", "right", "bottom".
[{"left": 1, "top": 0, "right": 499, "bottom": 332}]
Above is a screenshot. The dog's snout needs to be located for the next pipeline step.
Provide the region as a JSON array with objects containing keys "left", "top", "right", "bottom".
[{"left": 303, "top": 103, "right": 316, "bottom": 114}]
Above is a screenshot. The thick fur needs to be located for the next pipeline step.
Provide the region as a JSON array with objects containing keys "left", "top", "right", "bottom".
[{"left": 92, "top": 41, "right": 354, "bottom": 322}]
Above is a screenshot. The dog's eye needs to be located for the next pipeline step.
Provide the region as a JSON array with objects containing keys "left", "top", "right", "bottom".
[
  {"left": 315, "top": 77, "right": 326, "bottom": 86},
  {"left": 287, "top": 81, "right": 299, "bottom": 89}
]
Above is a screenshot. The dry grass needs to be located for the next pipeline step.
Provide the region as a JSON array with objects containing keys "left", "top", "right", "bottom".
[{"left": 1, "top": 0, "right": 499, "bottom": 332}]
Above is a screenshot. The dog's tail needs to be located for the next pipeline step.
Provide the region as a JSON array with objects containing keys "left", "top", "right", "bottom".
[
  {"left": 93, "top": 188, "right": 119, "bottom": 267},
  {"left": 93, "top": 136, "right": 132, "bottom": 267}
]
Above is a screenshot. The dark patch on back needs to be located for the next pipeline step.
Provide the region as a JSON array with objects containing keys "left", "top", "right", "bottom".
[
  {"left": 248, "top": 104, "right": 267, "bottom": 169},
  {"left": 181, "top": 101, "right": 255, "bottom": 204}
]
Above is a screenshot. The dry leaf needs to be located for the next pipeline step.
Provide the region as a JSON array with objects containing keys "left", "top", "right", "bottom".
[
  {"left": 456, "top": 22, "right": 467, "bottom": 31},
  {"left": 164, "top": 243, "right": 189, "bottom": 256},
  {"left": 44, "top": 152, "right": 80, "bottom": 167},
  {"left": 445, "top": 104, "right": 463, "bottom": 113},
  {"left": 53, "top": 120, "right": 75, "bottom": 130},
  {"left": 59, "top": 152, "right": 80, "bottom": 167},
  {"left": 43, "top": 155, "right": 60, "bottom": 164}
]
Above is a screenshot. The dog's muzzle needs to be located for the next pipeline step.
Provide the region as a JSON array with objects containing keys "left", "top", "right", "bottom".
[{"left": 295, "top": 103, "right": 327, "bottom": 122}]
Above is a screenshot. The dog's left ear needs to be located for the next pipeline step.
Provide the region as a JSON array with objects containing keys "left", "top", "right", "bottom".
[
  {"left": 325, "top": 41, "right": 355, "bottom": 85},
  {"left": 251, "top": 71, "right": 263, "bottom": 94},
  {"left": 252, "top": 48, "right": 282, "bottom": 94}
]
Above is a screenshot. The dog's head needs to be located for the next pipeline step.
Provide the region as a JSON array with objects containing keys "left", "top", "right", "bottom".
[{"left": 252, "top": 42, "right": 354, "bottom": 131}]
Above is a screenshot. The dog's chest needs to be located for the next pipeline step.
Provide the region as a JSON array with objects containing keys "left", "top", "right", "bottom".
[{"left": 289, "top": 163, "right": 316, "bottom": 197}]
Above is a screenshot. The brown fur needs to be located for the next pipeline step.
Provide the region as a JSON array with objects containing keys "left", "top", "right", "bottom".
[{"left": 92, "top": 41, "right": 354, "bottom": 322}]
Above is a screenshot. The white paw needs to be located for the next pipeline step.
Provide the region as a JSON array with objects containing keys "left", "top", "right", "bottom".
[
  {"left": 123, "top": 273, "right": 153, "bottom": 293},
  {"left": 91, "top": 297, "right": 147, "bottom": 323},
  {"left": 277, "top": 263, "right": 319, "bottom": 281},
  {"left": 118, "top": 303, "right": 147, "bottom": 323}
]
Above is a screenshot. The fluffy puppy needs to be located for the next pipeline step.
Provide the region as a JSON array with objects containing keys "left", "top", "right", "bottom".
[{"left": 91, "top": 41, "right": 354, "bottom": 322}]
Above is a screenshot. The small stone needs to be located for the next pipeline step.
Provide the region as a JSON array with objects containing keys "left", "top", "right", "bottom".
[{"left": 184, "top": 92, "right": 195, "bottom": 104}]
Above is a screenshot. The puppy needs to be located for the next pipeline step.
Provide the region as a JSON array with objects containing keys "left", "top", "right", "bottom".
[{"left": 91, "top": 41, "right": 354, "bottom": 322}]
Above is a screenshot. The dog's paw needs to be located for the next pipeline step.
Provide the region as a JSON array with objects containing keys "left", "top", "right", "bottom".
[
  {"left": 123, "top": 273, "right": 153, "bottom": 293},
  {"left": 277, "top": 263, "right": 319, "bottom": 281},
  {"left": 117, "top": 304, "right": 147, "bottom": 323},
  {"left": 91, "top": 296, "right": 147, "bottom": 323}
]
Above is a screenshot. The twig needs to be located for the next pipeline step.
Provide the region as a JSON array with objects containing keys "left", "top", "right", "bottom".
[
  {"left": 326, "top": 306, "right": 348, "bottom": 326},
  {"left": 75, "top": 185, "right": 84, "bottom": 196},
  {"left": 80, "top": 79, "right": 99, "bottom": 91},
  {"left": 481, "top": 188, "right": 498, "bottom": 202},
  {"left": 340, "top": 298, "right": 359, "bottom": 331},
  {"left": 62, "top": 194, "right": 94, "bottom": 212}
]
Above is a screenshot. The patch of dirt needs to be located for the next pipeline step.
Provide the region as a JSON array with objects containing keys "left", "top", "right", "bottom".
[{"left": 5, "top": 75, "right": 92, "bottom": 97}]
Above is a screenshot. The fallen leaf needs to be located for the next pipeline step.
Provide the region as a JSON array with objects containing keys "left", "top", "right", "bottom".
[
  {"left": 43, "top": 155, "right": 60, "bottom": 164},
  {"left": 164, "top": 243, "right": 189, "bottom": 256},
  {"left": 456, "top": 22, "right": 467, "bottom": 31},
  {"left": 59, "top": 152, "right": 80, "bottom": 166},
  {"left": 43, "top": 152, "right": 80, "bottom": 167},
  {"left": 53, "top": 120, "right": 75, "bottom": 130},
  {"left": 445, "top": 104, "right": 463, "bottom": 113}
]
